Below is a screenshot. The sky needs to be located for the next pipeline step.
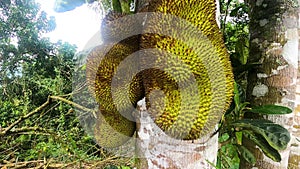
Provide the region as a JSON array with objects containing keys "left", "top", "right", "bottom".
[
  {"left": 34, "top": 0, "right": 245, "bottom": 51},
  {"left": 35, "top": 0, "right": 102, "bottom": 51}
]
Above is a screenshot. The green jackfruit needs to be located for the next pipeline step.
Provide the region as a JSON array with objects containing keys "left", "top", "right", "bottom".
[
  {"left": 86, "top": 0, "right": 234, "bottom": 147},
  {"left": 140, "top": 0, "right": 234, "bottom": 139},
  {"left": 101, "top": 11, "right": 142, "bottom": 42},
  {"left": 86, "top": 39, "right": 143, "bottom": 148},
  {"left": 86, "top": 9, "right": 146, "bottom": 148}
]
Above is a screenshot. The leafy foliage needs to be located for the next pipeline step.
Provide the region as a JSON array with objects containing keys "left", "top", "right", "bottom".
[
  {"left": 220, "top": 0, "right": 252, "bottom": 81},
  {"left": 232, "top": 119, "right": 290, "bottom": 150},
  {"left": 0, "top": 0, "right": 133, "bottom": 168},
  {"left": 249, "top": 105, "right": 293, "bottom": 115},
  {"left": 217, "top": 83, "right": 291, "bottom": 168}
]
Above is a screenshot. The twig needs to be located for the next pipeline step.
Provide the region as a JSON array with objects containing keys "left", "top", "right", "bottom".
[
  {"left": 33, "top": 102, "right": 60, "bottom": 124},
  {"left": 49, "top": 95, "right": 94, "bottom": 113},
  {"left": 59, "top": 82, "right": 87, "bottom": 97},
  {"left": 2, "top": 127, "right": 56, "bottom": 136},
  {"left": 0, "top": 95, "right": 95, "bottom": 137},
  {"left": 0, "top": 160, "right": 44, "bottom": 168},
  {"left": 0, "top": 97, "right": 51, "bottom": 136}
]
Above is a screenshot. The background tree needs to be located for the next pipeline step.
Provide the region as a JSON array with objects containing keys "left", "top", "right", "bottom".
[
  {"left": 0, "top": 1, "right": 126, "bottom": 168},
  {"left": 243, "top": 0, "right": 299, "bottom": 168}
]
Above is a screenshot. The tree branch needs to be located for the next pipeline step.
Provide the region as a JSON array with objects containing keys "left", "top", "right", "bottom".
[
  {"left": 1, "top": 127, "right": 56, "bottom": 136},
  {"left": 0, "top": 97, "right": 51, "bottom": 136},
  {"left": 0, "top": 95, "right": 95, "bottom": 137},
  {"left": 49, "top": 95, "right": 94, "bottom": 113}
]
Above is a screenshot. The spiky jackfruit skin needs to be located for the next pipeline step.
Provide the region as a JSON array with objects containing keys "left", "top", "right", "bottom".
[
  {"left": 86, "top": 42, "right": 145, "bottom": 148},
  {"left": 140, "top": 0, "right": 234, "bottom": 139},
  {"left": 86, "top": 11, "right": 144, "bottom": 148},
  {"left": 86, "top": 0, "right": 234, "bottom": 146},
  {"left": 101, "top": 11, "right": 140, "bottom": 42}
]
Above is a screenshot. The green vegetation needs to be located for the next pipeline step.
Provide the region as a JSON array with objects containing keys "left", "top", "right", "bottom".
[{"left": 217, "top": 83, "right": 291, "bottom": 168}]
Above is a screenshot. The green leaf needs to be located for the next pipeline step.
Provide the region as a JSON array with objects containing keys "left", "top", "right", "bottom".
[
  {"left": 233, "top": 82, "right": 246, "bottom": 107},
  {"left": 218, "top": 144, "right": 240, "bottom": 169},
  {"left": 236, "top": 145, "right": 256, "bottom": 164},
  {"left": 232, "top": 119, "right": 290, "bottom": 150},
  {"left": 249, "top": 105, "right": 292, "bottom": 115},
  {"left": 239, "top": 102, "right": 250, "bottom": 111},
  {"left": 233, "top": 82, "right": 240, "bottom": 108},
  {"left": 230, "top": 6, "right": 243, "bottom": 17},
  {"left": 243, "top": 130, "right": 281, "bottom": 162},
  {"left": 120, "top": 0, "right": 132, "bottom": 13},
  {"left": 235, "top": 131, "right": 243, "bottom": 145},
  {"left": 119, "top": 166, "right": 131, "bottom": 169},
  {"left": 219, "top": 133, "right": 230, "bottom": 143}
]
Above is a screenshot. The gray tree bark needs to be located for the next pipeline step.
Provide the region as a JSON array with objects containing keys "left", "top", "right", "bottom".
[
  {"left": 135, "top": 100, "right": 218, "bottom": 169},
  {"left": 244, "top": 0, "right": 299, "bottom": 168},
  {"left": 288, "top": 1, "right": 300, "bottom": 167}
]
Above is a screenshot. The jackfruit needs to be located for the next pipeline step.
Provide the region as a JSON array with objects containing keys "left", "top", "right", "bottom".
[
  {"left": 101, "top": 11, "right": 142, "bottom": 42},
  {"left": 86, "top": 41, "right": 144, "bottom": 148},
  {"left": 85, "top": 8, "right": 148, "bottom": 148},
  {"left": 140, "top": 0, "right": 234, "bottom": 139},
  {"left": 86, "top": 0, "right": 234, "bottom": 146}
]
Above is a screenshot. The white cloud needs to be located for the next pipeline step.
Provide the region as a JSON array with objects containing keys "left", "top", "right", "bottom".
[{"left": 35, "top": 0, "right": 102, "bottom": 51}]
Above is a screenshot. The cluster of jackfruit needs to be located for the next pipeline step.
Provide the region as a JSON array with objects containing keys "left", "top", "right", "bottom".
[{"left": 86, "top": 0, "right": 234, "bottom": 148}]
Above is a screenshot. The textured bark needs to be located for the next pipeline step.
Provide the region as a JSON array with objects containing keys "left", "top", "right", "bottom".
[
  {"left": 134, "top": 1, "right": 220, "bottom": 168},
  {"left": 289, "top": 81, "right": 300, "bottom": 168},
  {"left": 135, "top": 100, "right": 218, "bottom": 169},
  {"left": 244, "top": 0, "right": 299, "bottom": 168},
  {"left": 288, "top": 2, "right": 300, "bottom": 167}
]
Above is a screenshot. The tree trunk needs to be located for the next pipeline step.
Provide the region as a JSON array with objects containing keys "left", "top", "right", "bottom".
[
  {"left": 134, "top": 0, "right": 221, "bottom": 168},
  {"left": 135, "top": 100, "right": 218, "bottom": 169},
  {"left": 288, "top": 2, "right": 300, "bottom": 167},
  {"left": 244, "top": 0, "right": 299, "bottom": 168},
  {"left": 289, "top": 68, "right": 300, "bottom": 168}
]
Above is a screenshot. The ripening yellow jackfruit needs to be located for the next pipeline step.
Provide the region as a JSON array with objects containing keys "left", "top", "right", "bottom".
[{"left": 86, "top": 0, "right": 234, "bottom": 147}]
